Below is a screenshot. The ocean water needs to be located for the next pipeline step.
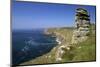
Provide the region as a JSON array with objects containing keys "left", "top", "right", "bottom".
[{"left": 12, "top": 29, "right": 57, "bottom": 65}]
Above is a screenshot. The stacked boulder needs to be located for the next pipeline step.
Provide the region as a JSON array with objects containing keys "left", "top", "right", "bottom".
[
  {"left": 55, "top": 8, "right": 91, "bottom": 62},
  {"left": 72, "top": 8, "right": 90, "bottom": 44}
]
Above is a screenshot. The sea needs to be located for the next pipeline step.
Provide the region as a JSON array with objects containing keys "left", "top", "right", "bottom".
[{"left": 12, "top": 29, "right": 57, "bottom": 65}]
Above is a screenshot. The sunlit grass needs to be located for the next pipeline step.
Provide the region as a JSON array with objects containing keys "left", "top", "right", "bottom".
[{"left": 20, "top": 25, "right": 96, "bottom": 65}]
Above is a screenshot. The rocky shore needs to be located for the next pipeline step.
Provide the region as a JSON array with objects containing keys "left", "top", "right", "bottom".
[{"left": 20, "top": 8, "right": 96, "bottom": 65}]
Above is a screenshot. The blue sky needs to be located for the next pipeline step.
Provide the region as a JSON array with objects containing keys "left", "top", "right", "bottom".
[{"left": 12, "top": 1, "right": 96, "bottom": 30}]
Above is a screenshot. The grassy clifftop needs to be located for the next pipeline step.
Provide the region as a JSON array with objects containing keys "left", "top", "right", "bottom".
[
  {"left": 20, "top": 25, "right": 96, "bottom": 65},
  {"left": 20, "top": 27, "right": 74, "bottom": 65},
  {"left": 62, "top": 24, "right": 96, "bottom": 62},
  {"left": 47, "top": 27, "right": 74, "bottom": 43}
]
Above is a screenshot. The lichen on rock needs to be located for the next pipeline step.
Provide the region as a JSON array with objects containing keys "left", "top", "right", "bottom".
[
  {"left": 20, "top": 8, "right": 95, "bottom": 65},
  {"left": 72, "top": 8, "right": 90, "bottom": 44}
]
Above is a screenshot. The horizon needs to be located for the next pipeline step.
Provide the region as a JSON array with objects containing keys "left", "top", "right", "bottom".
[{"left": 12, "top": 1, "right": 96, "bottom": 30}]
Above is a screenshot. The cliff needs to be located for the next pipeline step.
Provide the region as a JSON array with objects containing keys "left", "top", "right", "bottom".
[
  {"left": 20, "top": 24, "right": 95, "bottom": 65},
  {"left": 20, "top": 8, "right": 96, "bottom": 65},
  {"left": 20, "top": 27, "right": 74, "bottom": 65}
]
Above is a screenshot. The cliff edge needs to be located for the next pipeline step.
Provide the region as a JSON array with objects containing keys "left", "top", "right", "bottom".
[{"left": 20, "top": 8, "right": 96, "bottom": 65}]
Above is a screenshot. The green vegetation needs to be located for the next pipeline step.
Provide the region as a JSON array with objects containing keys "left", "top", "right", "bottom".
[
  {"left": 62, "top": 34, "right": 96, "bottom": 62},
  {"left": 47, "top": 27, "right": 74, "bottom": 43},
  {"left": 20, "top": 24, "right": 96, "bottom": 65},
  {"left": 20, "top": 27, "right": 74, "bottom": 65},
  {"left": 62, "top": 24, "right": 96, "bottom": 62}
]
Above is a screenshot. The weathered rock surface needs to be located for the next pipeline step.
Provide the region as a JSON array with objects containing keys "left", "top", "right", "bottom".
[
  {"left": 72, "top": 8, "right": 90, "bottom": 44},
  {"left": 20, "top": 8, "right": 93, "bottom": 65}
]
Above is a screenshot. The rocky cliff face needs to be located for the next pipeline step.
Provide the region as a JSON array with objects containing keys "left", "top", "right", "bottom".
[
  {"left": 55, "top": 8, "right": 91, "bottom": 62},
  {"left": 72, "top": 8, "right": 90, "bottom": 44},
  {"left": 20, "top": 8, "right": 95, "bottom": 65}
]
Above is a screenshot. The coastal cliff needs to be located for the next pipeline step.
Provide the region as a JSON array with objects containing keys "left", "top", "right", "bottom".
[
  {"left": 20, "top": 27, "right": 74, "bottom": 65},
  {"left": 20, "top": 8, "right": 96, "bottom": 65},
  {"left": 20, "top": 24, "right": 95, "bottom": 65}
]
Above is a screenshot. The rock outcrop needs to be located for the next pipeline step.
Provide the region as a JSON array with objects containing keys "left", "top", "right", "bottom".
[
  {"left": 72, "top": 8, "right": 90, "bottom": 44},
  {"left": 55, "top": 8, "right": 91, "bottom": 62},
  {"left": 20, "top": 8, "right": 93, "bottom": 65}
]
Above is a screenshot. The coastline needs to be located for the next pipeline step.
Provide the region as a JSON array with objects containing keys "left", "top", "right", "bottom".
[
  {"left": 56, "top": 37, "right": 62, "bottom": 45},
  {"left": 20, "top": 27, "right": 74, "bottom": 65},
  {"left": 20, "top": 25, "right": 96, "bottom": 65}
]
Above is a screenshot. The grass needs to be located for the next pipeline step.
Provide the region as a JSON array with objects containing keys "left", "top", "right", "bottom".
[
  {"left": 20, "top": 25, "right": 96, "bottom": 65},
  {"left": 47, "top": 27, "right": 74, "bottom": 43},
  {"left": 20, "top": 27, "right": 74, "bottom": 65},
  {"left": 72, "top": 36, "right": 96, "bottom": 61},
  {"left": 62, "top": 24, "right": 96, "bottom": 62}
]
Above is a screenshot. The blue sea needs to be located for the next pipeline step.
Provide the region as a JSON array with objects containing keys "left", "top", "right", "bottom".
[{"left": 12, "top": 29, "right": 57, "bottom": 65}]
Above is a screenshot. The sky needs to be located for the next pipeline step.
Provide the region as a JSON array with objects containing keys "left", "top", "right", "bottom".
[{"left": 12, "top": 1, "right": 96, "bottom": 30}]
